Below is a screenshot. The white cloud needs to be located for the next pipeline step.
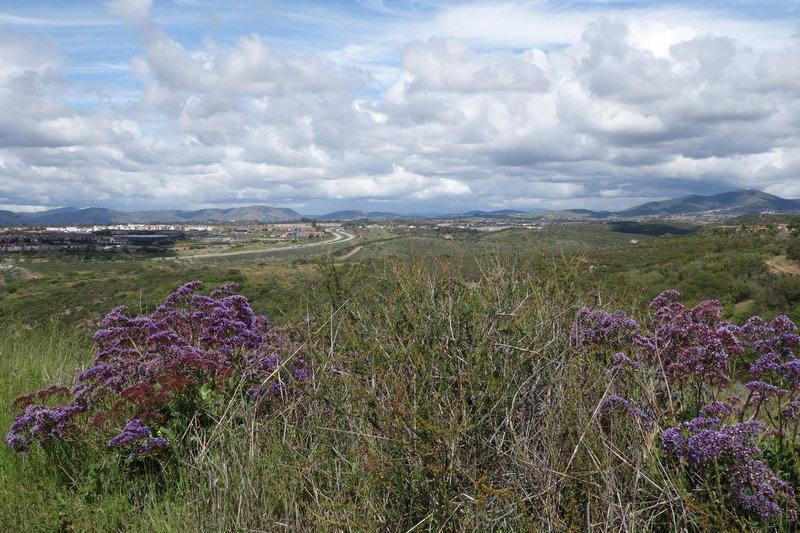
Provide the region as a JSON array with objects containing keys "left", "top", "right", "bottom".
[
  {"left": 435, "top": 2, "right": 590, "bottom": 49},
  {"left": 0, "top": 28, "right": 61, "bottom": 79},
  {"left": 398, "top": 38, "right": 549, "bottom": 93},
  {"left": 2, "top": 2, "right": 800, "bottom": 213},
  {"left": 105, "top": 0, "right": 153, "bottom": 26}
]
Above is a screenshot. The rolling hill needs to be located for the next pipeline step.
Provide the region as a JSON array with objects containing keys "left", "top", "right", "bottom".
[
  {"left": 620, "top": 189, "right": 800, "bottom": 217},
  {"left": 2, "top": 189, "right": 799, "bottom": 226},
  {"left": 1, "top": 206, "right": 302, "bottom": 225}
]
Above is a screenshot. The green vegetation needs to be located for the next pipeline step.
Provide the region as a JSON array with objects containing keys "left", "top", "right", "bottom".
[
  {"left": 582, "top": 224, "right": 800, "bottom": 322},
  {"left": 608, "top": 220, "right": 699, "bottom": 236},
  {"left": 2, "top": 220, "right": 800, "bottom": 530}
]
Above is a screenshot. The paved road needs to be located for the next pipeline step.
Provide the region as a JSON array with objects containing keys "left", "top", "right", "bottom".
[{"left": 157, "top": 229, "right": 356, "bottom": 260}]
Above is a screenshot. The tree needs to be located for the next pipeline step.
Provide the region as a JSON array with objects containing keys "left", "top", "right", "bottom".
[{"left": 788, "top": 238, "right": 800, "bottom": 261}]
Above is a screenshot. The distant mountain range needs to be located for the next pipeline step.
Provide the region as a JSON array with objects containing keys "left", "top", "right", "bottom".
[
  {"left": 311, "top": 210, "right": 404, "bottom": 221},
  {"left": 619, "top": 189, "right": 800, "bottom": 217},
  {"left": 471, "top": 189, "right": 800, "bottom": 222},
  {"left": 0, "top": 205, "right": 302, "bottom": 225},
  {"left": 2, "top": 189, "right": 800, "bottom": 226}
]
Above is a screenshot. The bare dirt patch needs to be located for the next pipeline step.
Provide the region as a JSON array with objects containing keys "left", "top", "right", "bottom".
[
  {"left": 735, "top": 299, "right": 755, "bottom": 313},
  {"left": 339, "top": 245, "right": 362, "bottom": 260},
  {"left": 766, "top": 255, "right": 800, "bottom": 275},
  {"left": 0, "top": 265, "right": 43, "bottom": 283}
]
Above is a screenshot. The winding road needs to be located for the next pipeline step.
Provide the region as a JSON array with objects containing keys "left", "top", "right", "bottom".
[{"left": 156, "top": 229, "right": 356, "bottom": 260}]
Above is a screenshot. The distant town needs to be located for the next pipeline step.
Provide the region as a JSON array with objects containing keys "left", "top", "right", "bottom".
[
  {"left": 0, "top": 222, "right": 336, "bottom": 255},
  {"left": 3, "top": 188, "right": 800, "bottom": 268}
]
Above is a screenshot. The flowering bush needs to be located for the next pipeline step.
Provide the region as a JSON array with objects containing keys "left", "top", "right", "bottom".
[
  {"left": 6, "top": 282, "right": 312, "bottom": 461},
  {"left": 572, "top": 290, "right": 800, "bottom": 523}
]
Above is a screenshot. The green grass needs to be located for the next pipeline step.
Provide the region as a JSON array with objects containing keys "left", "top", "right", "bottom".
[{"left": 6, "top": 221, "right": 794, "bottom": 329}]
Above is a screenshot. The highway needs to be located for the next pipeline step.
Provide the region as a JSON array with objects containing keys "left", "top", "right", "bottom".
[{"left": 156, "top": 229, "right": 355, "bottom": 260}]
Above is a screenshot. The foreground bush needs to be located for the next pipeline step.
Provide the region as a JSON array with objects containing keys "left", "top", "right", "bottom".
[
  {"left": 6, "top": 281, "right": 310, "bottom": 463},
  {"left": 5, "top": 259, "right": 800, "bottom": 531},
  {"left": 574, "top": 290, "right": 800, "bottom": 528}
]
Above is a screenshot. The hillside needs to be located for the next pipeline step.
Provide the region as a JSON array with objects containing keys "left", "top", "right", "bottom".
[
  {"left": 2, "top": 205, "right": 302, "bottom": 225},
  {"left": 3, "top": 189, "right": 800, "bottom": 225},
  {"left": 312, "top": 210, "right": 403, "bottom": 221},
  {"left": 621, "top": 188, "right": 800, "bottom": 217}
]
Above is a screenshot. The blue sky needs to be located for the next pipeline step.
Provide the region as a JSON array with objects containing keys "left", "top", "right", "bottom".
[{"left": 1, "top": 0, "right": 799, "bottom": 214}]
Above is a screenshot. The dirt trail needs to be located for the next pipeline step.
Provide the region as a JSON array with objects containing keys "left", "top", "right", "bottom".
[
  {"left": 0, "top": 264, "right": 42, "bottom": 282},
  {"left": 766, "top": 255, "right": 800, "bottom": 275},
  {"left": 734, "top": 299, "right": 754, "bottom": 313},
  {"left": 339, "top": 245, "right": 362, "bottom": 260}
]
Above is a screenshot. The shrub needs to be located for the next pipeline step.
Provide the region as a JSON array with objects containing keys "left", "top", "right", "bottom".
[
  {"left": 573, "top": 290, "right": 800, "bottom": 526},
  {"left": 6, "top": 282, "right": 311, "bottom": 464},
  {"left": 788, "top": 239, "right": 800, "bottom": 262},
  {"left": 8, "top": 265, "right": 800, "bottom": 530}
]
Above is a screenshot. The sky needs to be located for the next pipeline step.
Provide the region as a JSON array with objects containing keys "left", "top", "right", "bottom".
[{"left": 1, "top": 0, "right": 799, "bottom": 215}]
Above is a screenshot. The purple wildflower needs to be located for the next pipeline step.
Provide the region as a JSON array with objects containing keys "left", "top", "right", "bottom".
[
  {"left": 750, "top": 352, "right": 781, "bottom": 376},
  {"left": 108, "top": 418, "right": 150, "bottom": 446},
  {"left": 699, "top": 401, "right": 738, "bottom": 420},
  {"left": 781, "top": 401, "right": 800, "bottom": 421},
  {"left": 108, "top": 418, "right": 169, "bottom": 458},
  {"left": 6, "top": 281, "right": 314, "bottom": 459},
  {"left": 745, "top": 381, "right": 789, "bottom": 405},
  {"left": 726, "top": 461, "right": 799, "bottom": 522},
  {"left": 571, "top": 308, "right": 639, "bottom": 347},
  {"left": 611, "top": 352, "right": 641, "bottom": 376},
  {"left": 5, "top": 403, "right": 88, "bottom": 452},
  {"left": 662, "top": 427, "right": 686, "bottom": 458},
  {"left": 292, "top": 358, "right": 313, "bottom": 382},
  {"left": 598, "top": 395, "right": 650, "bottom": 427}
]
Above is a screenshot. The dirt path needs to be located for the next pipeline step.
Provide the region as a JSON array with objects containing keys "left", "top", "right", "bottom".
[
  {"left": 766, "top": 255, "right": 800, "bottom": 275},
  {"left": 734, "top": 299, "right": 754, "bottom": 313},
  {"left": 339, "top": 245, "right": 362, "bottom": 260}
]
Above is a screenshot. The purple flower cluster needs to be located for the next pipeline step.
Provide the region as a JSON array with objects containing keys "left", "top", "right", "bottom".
[
  {"left": 727, "top": 461, "right": 798, "bottom": 522},
  {"left": 570, "top": 307, "right": 640, "bottom": 347},
  {"left": 611, "top": 352, "right": 641, "bottom": 376},
  {"left": 663, "top": 418, "right": 764, "bottom": 468},
  {"left": 598, "top": 395, "right": 650, "bottom": 427},
  {"left": 745, "top": 381, "right": 789, "bottom": 405},
  {"left": 662, "top": 413, "right": 798, "bottom": 521},
  {"left": 5, "top": 403, "right": 88, "bottom": 452},
  {"left": 640, "top": 293, "right": 745, "bottom": 389},
  {"left": 574, "top": 290, "right": 800, "bottom": 522},
  {"left": 107, "top": 418, "right": 169, "bottom": 459},
  {"left": 6, "top": 282, "right": 314, "bottom": 459}
]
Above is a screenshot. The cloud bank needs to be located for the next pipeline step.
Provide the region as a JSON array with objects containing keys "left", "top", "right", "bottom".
[{"left": 1, "top": 1, "right": 799, "bottom": 213}]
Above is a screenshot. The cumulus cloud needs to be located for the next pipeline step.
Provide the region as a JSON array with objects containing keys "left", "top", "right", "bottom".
[{"left": 2, "top": 2, "right": 800, "bottom": 213}]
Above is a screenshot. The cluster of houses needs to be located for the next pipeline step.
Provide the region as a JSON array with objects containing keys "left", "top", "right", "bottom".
[
  {"left": 0, "top": 229, "right": 190, "bottom": 253},
  {"left": 230, "top": 225, "right": 327, "bottom": 240},
  {"left": 0, "top": 222, "right": 335, "bottom": 258}
]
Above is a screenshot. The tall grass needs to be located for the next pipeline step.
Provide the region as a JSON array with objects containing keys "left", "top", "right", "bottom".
[
  {"left": 168, "top": 254, "right": 693, "bottom": 530},
  {"left": 2, "top": 253, "right": 794, "bottom": 530}
]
